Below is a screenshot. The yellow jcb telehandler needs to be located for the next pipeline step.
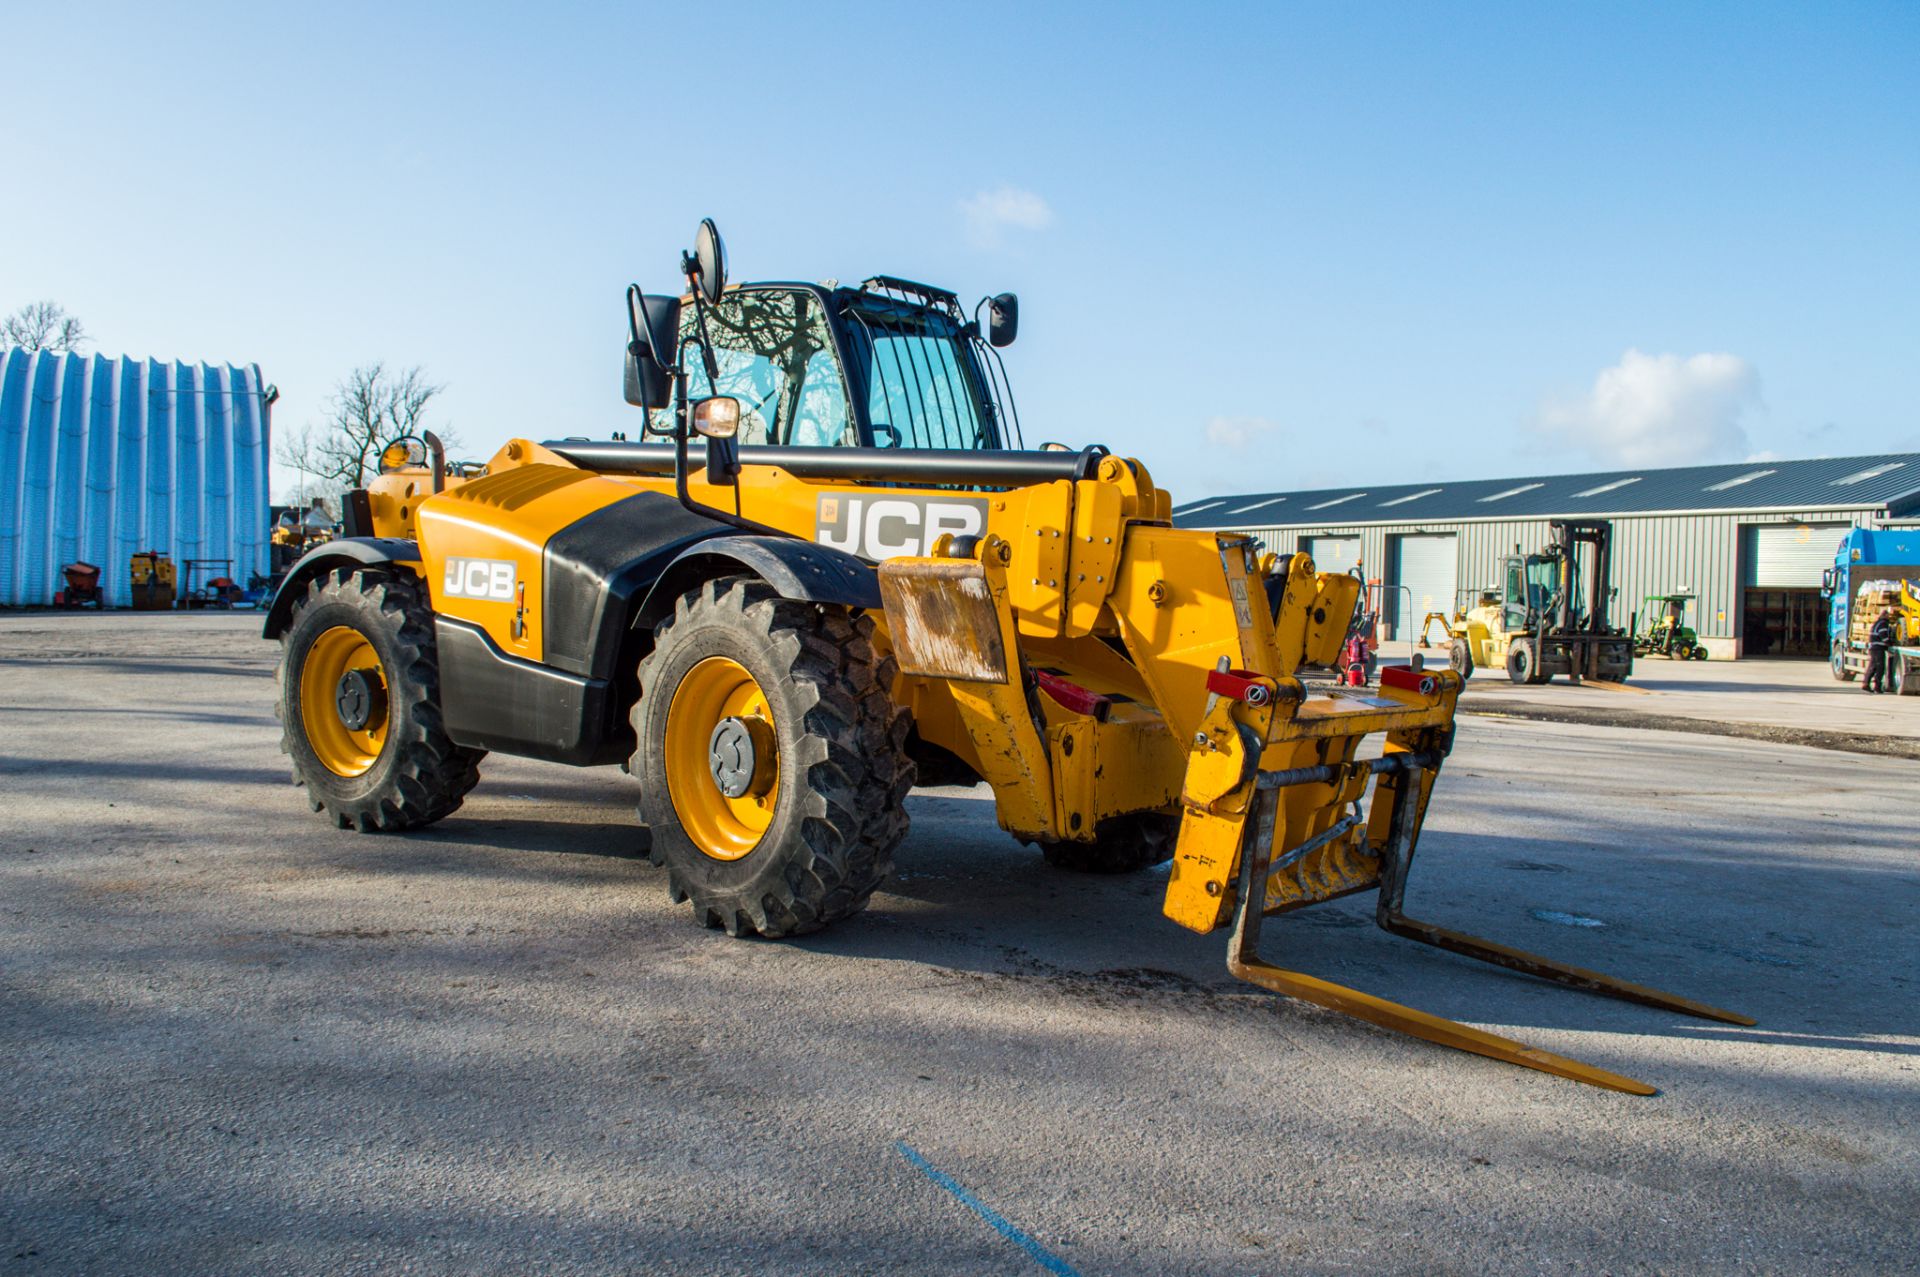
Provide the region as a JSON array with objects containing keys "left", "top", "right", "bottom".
[{"left": 264, "top": 221, "right": 1748, "bottom": 1092}]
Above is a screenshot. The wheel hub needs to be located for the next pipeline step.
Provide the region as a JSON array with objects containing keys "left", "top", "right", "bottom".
[
  {"left": 708, "top": 715, "right": 770, "bottom": 799},
  {"left": 335, "top": 668, "right": 387, "bottom": 733},
  {"left": 664, "top": 656, "right": 780, "bottom": 861}
]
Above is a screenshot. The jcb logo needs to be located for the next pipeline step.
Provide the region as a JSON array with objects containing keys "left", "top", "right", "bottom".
[
  {"left": 815, "top": 494, "right": 988, "bottom": 562},
  {"left": 443, "top": 557, "right": 517, "bottom": 601}
]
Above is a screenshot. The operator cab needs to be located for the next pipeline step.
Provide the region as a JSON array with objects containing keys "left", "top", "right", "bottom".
[
  {"left": 1502, "top": 553, "right": 1564, "bottom": 632},
  {"left": 649, "top": 276, "right": 1023, "bottom": 453}
]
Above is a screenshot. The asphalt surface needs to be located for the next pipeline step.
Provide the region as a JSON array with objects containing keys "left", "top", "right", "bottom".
[
  {"left": 1383, "top": 639, "right": 1920, "bottom": 760},
  {"left": 2, "top": 614, "right": 1915, "bottom": 1276}
]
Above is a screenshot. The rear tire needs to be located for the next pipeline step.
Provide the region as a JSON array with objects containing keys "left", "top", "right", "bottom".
[
  {"left": 276, "top": 568, "right": 485, "bottom": 831},
  {"left": 1039, "top": 811, "right": 1178, "bottom": 874},
  {"left": 632, "top": 577, "right": 913, "bottom": 938}
]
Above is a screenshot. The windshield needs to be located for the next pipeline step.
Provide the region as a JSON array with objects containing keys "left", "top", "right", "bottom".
[
  {"left": 676, "top": 289, "right": 855, "bottom": 446},
  {"left": 1524, "top": 557, "right": 1559, "bottom": 614},
  {"left": 842, "top": 300, "right": 1001, "bottom": 450}
]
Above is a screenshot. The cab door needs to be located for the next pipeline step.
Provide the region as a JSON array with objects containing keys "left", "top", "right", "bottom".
[{"left": 1502, "top": 557, "right": 1528, "bottom": 633}]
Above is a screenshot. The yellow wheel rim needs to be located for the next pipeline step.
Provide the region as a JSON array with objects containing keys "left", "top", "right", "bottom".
[
  {"left": 300, "top": 625, "right": 390, "bottom": 778},
  {"left": 664, "top": 656, "right": 779, "bottom": 861}
]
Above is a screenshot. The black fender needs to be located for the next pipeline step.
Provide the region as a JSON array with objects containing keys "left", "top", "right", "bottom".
[
  {"left": 261, "top": 538, "right": 421, "bottom": 640},
  {"left": 540, "top": 494, "right": 879, "bottom": 685},
  {"left": 635, "top": 536, "right": 882, "bottom": 634}
]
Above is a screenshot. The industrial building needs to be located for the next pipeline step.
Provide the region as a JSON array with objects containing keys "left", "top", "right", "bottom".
[
  {"left": 0, "top": 348, "right": 273, "bottom": 607},
  {"left": 1172, "top": 453, "right": 1920, "bottom": 659}
]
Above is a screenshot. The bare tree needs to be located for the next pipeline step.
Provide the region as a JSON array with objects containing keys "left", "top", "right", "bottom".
[
  {"left": 3, "top": 300, "right": 88, "bottom": 352},
  {"left": 276, "top": 363, "right": 459, "bottom": 493}
]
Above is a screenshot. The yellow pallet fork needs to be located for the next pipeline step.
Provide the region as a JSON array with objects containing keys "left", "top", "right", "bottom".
[{"left": 1180, "top": 658, "right": 1752, "bottom": 1094}]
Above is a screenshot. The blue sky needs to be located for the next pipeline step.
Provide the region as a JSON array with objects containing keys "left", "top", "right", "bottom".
[{"left": 3, "top": 1, "right": 1915, "bottom": 500}]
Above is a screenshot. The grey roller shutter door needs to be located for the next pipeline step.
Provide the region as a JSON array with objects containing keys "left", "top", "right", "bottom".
[
  {"left": 1389, "top": 533, "right": 1457, "bottom": 641},
  {"left": 1305, "top": 535, "right": 1362, "bottom": 576},
  {"left": 1742, "top": 523, "right": 1849, "bottom": 588}
]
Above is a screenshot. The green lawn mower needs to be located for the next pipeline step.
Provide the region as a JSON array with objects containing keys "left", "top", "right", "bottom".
[{"left": 1635, "top": 593, "right": 1709, "bottom": 660}]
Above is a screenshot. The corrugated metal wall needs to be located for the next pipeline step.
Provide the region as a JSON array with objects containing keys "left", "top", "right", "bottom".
[
  {"left": 0, "top": 349, "right": 271, "bottom": 606},
  {"left": 1228, "top": 509, "right": 1878, "bottom": 652}
]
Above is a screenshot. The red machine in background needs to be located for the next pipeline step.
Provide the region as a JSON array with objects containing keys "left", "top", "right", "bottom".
[
  {"left": 54, "top": 562, "right": 103, "bottom": 608},
  {"left": 1333, "top": 576, "right": 1385, "bottom": 687}
]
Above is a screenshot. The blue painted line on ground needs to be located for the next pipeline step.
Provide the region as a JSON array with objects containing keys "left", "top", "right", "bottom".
[{"left": 895, "top": 1140, "right": 1083, "bottom": 1277}]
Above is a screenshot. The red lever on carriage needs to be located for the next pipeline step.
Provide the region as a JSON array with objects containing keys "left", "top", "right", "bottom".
[{"left": 1205, "top": 668, "right": 1273, "bottom": 705}]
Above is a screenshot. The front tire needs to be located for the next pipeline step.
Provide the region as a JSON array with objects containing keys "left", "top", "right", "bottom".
[
  {"left": 276, "top": 569, "right": 485, "bottom": 831},
  {"left": 632, "top": 577, "right": 913, "bottom": 938},
  {"left": 1832, "top": 641, "right": 1856, "bottom": 682},
  {"left": 1449, "top": 637, "right": 1475, "bottom": 680},
  {"left": 1039, "top": 811, "right": 1179, "bottom": 874},
  {"left": 1505, "top": 638, "right": 1537, "bottom": 685}
]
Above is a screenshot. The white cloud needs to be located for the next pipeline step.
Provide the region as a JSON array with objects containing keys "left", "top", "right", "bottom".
[
  {"left": 961, "top": 185, "right": 1054, "bottom": 248},
  {"left": 1536, "top": 350, "right": 1759, "bottom": 468},
  {"left": 1204, "top": 416, "right": 1280, "bottom": 450}
]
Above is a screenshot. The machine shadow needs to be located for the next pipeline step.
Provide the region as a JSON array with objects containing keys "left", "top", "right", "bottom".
[
  {"left": 309, "top": 772, "right": 1918, "bottom": 1057},
  {"left": 803, "top": 798, "right": 1920, "bottom": 1053}
]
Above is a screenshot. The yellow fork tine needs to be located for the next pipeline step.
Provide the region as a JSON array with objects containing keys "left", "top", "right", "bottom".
[
  {"left": 1228, "top": 953, "right": 1658, "bottom": 1095},
  {"left": 1377, "top": 914, "right": 1756, "bottom": 1027},
  {"left": 1229, "top": 774, "right": 1664, "bottom": 1094},
  {"left": 1367, "top": 762, "right": 1754, "bottom": 1029}
]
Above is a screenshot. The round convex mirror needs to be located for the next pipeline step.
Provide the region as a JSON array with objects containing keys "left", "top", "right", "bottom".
[{"left": 694, "top": 218, "right": 728, "bottom": 304}]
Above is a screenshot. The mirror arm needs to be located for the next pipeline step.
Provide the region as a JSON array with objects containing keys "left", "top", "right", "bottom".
[
  {"left": 672, "top": 370, "right": 695, "bottom": 508},
  {"left": 680, "top": 260, "right": 723, "bottom": 386}
]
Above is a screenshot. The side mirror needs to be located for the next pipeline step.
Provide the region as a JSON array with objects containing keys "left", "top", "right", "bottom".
[
  {"left": 987, "top": 292, "right": 1018, "bottom": 347},
  {"left": 625, "top": 343, "right": 669, "bottom": 412},
  {"left": 692, "top": 218, "right": 728, "bottom": 304},
  {"left": 625, "top": 292, "right": 681, "bottom": 410}
]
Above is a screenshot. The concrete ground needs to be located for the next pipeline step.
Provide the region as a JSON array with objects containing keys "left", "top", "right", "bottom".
[
  {"left": 1385, "top": 638, "right": 1919, "bottom": 753},
  {"left": 2, "top": 613, "right": 1915, "bottom": 1276}
]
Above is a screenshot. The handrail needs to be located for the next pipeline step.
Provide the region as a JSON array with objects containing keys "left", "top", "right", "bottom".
[{"left": 543, "top": 440, "right": 1106, "bottom": 488}]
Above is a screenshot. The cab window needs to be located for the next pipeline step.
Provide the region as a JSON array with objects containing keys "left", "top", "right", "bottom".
[
  {"left": 678, "top": 289, "right": 854, "bottom": 447},
  {"left": 1526, "top": 558, "right": 1558, "bottom": 615},
  {"left": 842, "top": 301, "right": 997, "bottom": 450},
  {"left": 864, "top": 331, "right": 987, "bottom": 449}
]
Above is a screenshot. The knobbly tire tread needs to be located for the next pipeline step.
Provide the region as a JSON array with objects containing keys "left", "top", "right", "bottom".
[
  {"left": 632, "top": 577, "right": 914, "bottom": 939},
  {"left": 1039, "top": 811, "right": 1179, "bottom": 875},
  {"left": 275, "top": 568, "right": 485, "bottom": 832}
]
